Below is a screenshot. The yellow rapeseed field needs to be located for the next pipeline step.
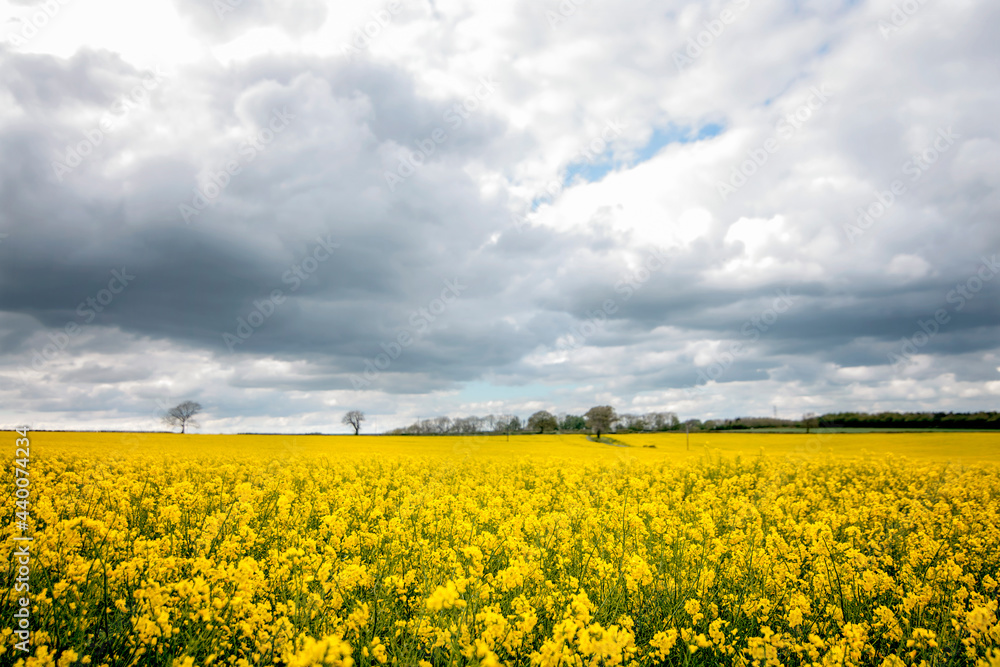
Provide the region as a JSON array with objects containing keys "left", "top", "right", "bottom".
[{"left": 3, "top": 431, "right": 1000, "bottom": 666}]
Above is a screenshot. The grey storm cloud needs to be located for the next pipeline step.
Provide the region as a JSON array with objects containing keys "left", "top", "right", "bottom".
[{"left": 1, "top": 0, "right": 999, "bottom": 433}]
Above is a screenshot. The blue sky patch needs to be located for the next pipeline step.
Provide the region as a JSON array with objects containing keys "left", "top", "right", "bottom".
[{"left": 561, "top": 122, "right": 725, "bottom": 187}]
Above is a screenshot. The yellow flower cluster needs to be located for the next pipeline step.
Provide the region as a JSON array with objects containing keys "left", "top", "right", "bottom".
[{"left": 3, "top": 432, "right": 999, "bottom": 666}]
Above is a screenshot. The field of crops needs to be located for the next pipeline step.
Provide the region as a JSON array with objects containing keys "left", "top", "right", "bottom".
[{"left": 3, "top": 432, "right": 1000, "bottom": 666}]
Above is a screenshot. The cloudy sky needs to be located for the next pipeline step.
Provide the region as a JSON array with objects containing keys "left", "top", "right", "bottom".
[{"left": 1, "top": 0, "right": 998, "bottom": 434}]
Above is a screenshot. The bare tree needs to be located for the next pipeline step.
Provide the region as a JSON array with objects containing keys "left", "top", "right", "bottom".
[
  {"left": 618, "top": 413, "right": 648, "bottom": 432},
  {"left": 162, "top": 401, "right": 202, "bottom": 434},
  {"left": 802, "top": 412, "right": 818, "bottom": 434},
  {"left": 646, "top": 411, "right": 679, "bottom": 431},
  {"left": 492, "top": 415, "right": 511, "bottom": 434},
  {"left": 342, "top": 410, "right": 366, "bottom": 435},
  {"left": 494, "top": 414, "right": 519, "bottom": 440},
  {"left": 453, "top": 416, "right": 485, "bottom": 434},
  {"left": 432, "top": 416, "right": 452, "bottom": 434}
]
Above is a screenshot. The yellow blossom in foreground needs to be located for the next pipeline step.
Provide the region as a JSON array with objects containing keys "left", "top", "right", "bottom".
[{"left": 5, "top": 431, "right": 1000, "bottom": 666}]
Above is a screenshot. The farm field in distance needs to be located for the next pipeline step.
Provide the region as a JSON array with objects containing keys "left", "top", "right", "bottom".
[{"left": 4, "top": 432, "right": 1000, "bottom": 666}]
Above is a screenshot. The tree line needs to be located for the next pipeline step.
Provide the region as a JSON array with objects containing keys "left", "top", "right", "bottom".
[
  {"left": 809, "top": 411, "right": 1000, "bottom": 430},
  {"left": 157, "top": 401, "right": 1000, "bottom": 435},
  {"left": 384, "top": 409, "right": 1000, "bottom": 435},
  {"left": 385, "top": 407, "right": 678, "bottom": 436},
  {"left": 671, "top": 411, "right": 1000, "bottom": 431}
]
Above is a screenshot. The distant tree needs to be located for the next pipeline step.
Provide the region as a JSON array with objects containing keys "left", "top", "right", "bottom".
[
  {"left": 584, "top": 406, "right": 618, "bottom": 439},
  {"left": 527, "top": 410, "right": 558, "bottom": 433},
  {"left": 802, "top": 412, "right": 818, "bottom": 434},
  {"left": 492, "top": 415, "right": 511, "bottom": 434},
  {"left": 560, "top": 414, "right": 587, "bottom": 431},
  {"left": 162, "top": 401, "right": 202, "bottom": 434},
  {"left": 646, "top": 411, "right": 679, "bottom": 431},
  {"left": 494, "top": 414, "right": 520, "bottom": 440},
  {"left": 452, "top": 416, "right": 483, "bottom": 434},
  {"left": 342, "top": 410, "right": 365, "bottom": 435},
  {"left": 618, "top": 414, "right": 649, "bottom": 432},
  {"left": 682, "top": 418, "right": 703, "bottom": 432},
  {"left": 617, "top": 414, "right": 635, "bottom": 431}
]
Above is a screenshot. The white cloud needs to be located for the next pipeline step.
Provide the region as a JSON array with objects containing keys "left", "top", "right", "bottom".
[{"left": 2, "top": 0, "right": 999, "bottom": 431}]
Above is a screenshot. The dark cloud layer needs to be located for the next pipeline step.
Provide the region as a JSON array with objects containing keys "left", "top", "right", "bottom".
[{"left": 1, "top": 0, "right": 999, "bottom": 432}]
